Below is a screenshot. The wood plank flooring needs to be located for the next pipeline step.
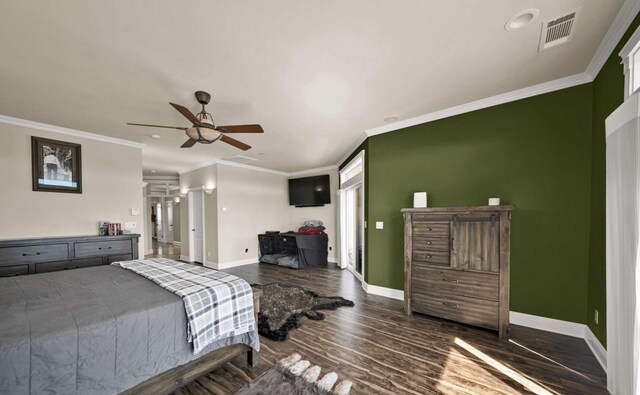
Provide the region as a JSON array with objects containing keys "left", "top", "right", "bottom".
[{"left": 171, "top": 263, "right": 607, "bottom": 395}]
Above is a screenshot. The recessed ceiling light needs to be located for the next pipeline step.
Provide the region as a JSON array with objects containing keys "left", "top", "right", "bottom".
[
  {"left": 505, "top": 9, "right": 539, "bottom": 31},
  {"left": 384, "top": 116, "right": 399, "bottom": 123},
  {"left": 150, "top": 170, "right": 157, "bottom": 173},
  {"left": 150, "top": 134, "right": 161, "bottom": 139}
]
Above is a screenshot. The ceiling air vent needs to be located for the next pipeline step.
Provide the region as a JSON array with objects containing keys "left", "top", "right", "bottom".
[
  {"left": 223, "top": 155, "right": 257, "bottom": 165},
  {"left": 538, "top": 10, "right": 579, "bottom": 51}
]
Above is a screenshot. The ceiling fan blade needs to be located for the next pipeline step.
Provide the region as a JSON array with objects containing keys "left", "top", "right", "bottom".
[
  {"left": 220, "top": 135, "right": 251, "bottom": 150},
  {"left": 127, "top": 123, "right": 187, "bottom": 130},
  {"left": 170, "top": 102, "right": 203, "bottom": 126},
  {"left": 216, "top": 124, "right": 264, "bottom": 133},
  {"left": 180, "top": 139, "right": 198, "bottom": 148}
]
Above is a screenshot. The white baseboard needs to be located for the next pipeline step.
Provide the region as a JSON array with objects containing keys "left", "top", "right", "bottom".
[
  {"left": 172, "top": 241, "right": 181, "bottom": 246},
  {"left": 510, "top": 311, "right": 586, "bottom": 338},
  {"left": 510, "top": 311, "right": 607, "bottom": 373},
  {"left": 206, "top": 257, "right": 259, "bottom": 270},
  {"left": 179, "top": 255, "right": 191, "bottom": 262},
  {"left": 146, "top": 249, "right": 153, "bottom": 255},
  {"left": 362, "top": 282, "right": 404, "bottom": 300},
  {"left": 585, "top": 325, "right": 607, "bottom": 372},
  {"left": 328, "top": 256, "right": 338, "bottom": 264}
]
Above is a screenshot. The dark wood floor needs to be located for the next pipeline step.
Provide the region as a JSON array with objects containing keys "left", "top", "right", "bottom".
[{"left": 169, "top": 262, "right": 607, "bottom": 395}]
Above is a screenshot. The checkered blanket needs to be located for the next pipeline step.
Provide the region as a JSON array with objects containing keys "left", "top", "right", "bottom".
[{"left": 114, "top": 258, "right": 256, "bottom": 355}]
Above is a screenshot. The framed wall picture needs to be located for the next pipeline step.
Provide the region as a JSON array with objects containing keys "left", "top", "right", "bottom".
[{"left": 31, "top": 136, "right": 82, "bottom": 193}]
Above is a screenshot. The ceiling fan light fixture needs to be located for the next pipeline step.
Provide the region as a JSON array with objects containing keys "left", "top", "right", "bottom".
[{"left": 186, "top": 127, "right": 222, "bottom": 143}]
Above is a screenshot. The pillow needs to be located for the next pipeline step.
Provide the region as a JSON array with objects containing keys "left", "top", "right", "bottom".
[{"left": 297, "top": 226, "right": 326, "bottom": 235}]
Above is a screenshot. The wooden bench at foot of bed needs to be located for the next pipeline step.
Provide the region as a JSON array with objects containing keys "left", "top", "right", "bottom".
[{"left": 122, "top": 289, "right": 262, "bottom": 395}]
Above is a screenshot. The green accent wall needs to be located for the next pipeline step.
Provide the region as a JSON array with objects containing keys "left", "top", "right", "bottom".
[
  {"left": 587, "top": 12, "right": 640, "bottom": 346},
  {"left": 362, "top": 86, "right": 594, "bottom": 323}
]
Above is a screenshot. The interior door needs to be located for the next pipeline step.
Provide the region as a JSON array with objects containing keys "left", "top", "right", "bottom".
[
  {"left": 189, "top": 191, "right": 204, "bottom": 263},
  {"left": 166, "top": 203, "right": 174, "bottom": 243},
  {"left": 156, "top": 203, "right": 163, "bottom": 242}
]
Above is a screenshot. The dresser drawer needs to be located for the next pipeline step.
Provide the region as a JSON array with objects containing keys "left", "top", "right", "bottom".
[
  {"left": 411, "top": 265, "right": 499, "bottom": 300},
  {"left": 35, "top": 257, "right": 104, "bottom": 273},
  {"left": 412, "top": 222, "right": 450, "bottom": 237},
  {"left": 0, "top": 244, "right": 68, "bottom": 265},
  {"left": 412, "top": 291, "right": 499, "bottom": 330},
  {"left": 75, "top": 240, "right": 131, "bottom": 258},
  {"left": 0, "top": 264, "right": 29, "bottom": 277},
  {"left": 413, "top": 236, "right": 450, "bottom": 251},
  {"left": 412, "top": 250, "right": 450, "bottom": 265}
]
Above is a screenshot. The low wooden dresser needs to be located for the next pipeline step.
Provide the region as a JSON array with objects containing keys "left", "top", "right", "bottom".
[
  {"left": 402, "top": 206, "right": 513, "bottom": 338},
  {"left": 0, "top": 234, "right": 140, "bottom": 277}
]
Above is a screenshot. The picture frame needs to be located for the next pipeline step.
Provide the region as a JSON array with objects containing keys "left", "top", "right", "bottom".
[{"left": 31, "top": 136, "right": 82, "bottom": 193}]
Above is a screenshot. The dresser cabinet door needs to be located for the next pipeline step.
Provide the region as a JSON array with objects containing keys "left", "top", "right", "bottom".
[{"left": 450, "top": 218, "right": 499, "bottom": 272}]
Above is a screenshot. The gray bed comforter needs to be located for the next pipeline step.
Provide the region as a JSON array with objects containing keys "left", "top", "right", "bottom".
[{"left": 0, "top": 265, "right": 259, "bottom": 395}]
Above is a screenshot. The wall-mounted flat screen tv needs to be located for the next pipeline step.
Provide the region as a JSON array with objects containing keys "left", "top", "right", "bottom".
[{"left": 288, "top": 175, "right": 331, "bottom": 207}]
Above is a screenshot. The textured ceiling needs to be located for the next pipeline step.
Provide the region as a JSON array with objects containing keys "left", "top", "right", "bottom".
[{"left": 0, "top": 0, "right": 624, "bottom": 173}]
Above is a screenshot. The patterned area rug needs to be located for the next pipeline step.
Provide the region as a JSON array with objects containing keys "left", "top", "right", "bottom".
[
  {"left": 235, "top": 353, "right": 352, "bottom": 395},
  {"left": 251, "top": 283, "right": 354, "bottom": 341}
]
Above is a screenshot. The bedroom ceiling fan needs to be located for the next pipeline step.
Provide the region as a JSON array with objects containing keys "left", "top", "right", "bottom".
[{"left": 127, "top": 91, "right": 263, "bottom": 150}]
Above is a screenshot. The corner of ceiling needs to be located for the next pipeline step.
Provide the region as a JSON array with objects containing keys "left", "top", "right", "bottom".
[{"left": 333, "top": 0, "right": 640, "bottom": 166}]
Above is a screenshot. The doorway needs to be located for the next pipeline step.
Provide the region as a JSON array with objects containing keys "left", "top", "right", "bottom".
[
  {"left": 340, "top": 150, "right": 365, "bottom": 284},
  {"left": 343, "top": 185, "right": 364, "bottom": 279},
  {"left": 188, "top": 190, "right": 205, "bottom": 263}
]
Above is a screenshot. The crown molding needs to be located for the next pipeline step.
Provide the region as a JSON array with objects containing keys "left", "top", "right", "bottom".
[
  {"left": 586, "top": 0, "right": 640, "bottom": 78},
  {"left": 288, "top": 165, "right": 338, "bottom": 178},
  {"left": 179, "top": 158, "right": 289, "bottom": 176},
  {"left": 0, "top": 114, "right": 145, "bottom": 149},
  {"left": 180, "top": 157, "right": 339, "bottom": 177},
  {"left": 337, "top": 131, "right": 368, "bottom": 168},
  {"left": 366, "top": 73, "right": 592, "bottom": 138}
]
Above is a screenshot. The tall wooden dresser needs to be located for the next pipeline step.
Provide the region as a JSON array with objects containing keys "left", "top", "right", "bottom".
[{"left": 402, "top": 206, "right": 514, "bottom": 338}]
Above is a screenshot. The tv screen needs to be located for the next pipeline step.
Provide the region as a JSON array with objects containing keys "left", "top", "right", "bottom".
[{"left": 288, "top": 175, "right": 331, "bottom": 206}]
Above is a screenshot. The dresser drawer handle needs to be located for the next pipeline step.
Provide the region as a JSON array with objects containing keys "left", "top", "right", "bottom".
[
  {"left": 426, "top": 255, "right": 432, "bottom": 259},
  {"left": 442, "top": 302, "right": 459, "bottom": 309},
  {"left": 21, "top": 252, "right": 41, "bottom": 256},
  {"left": 427, "top": 227, "right": 432, "bottom": 231},
  {"left": 63, "top": 266, "right": 80, "bottom": 270},
  {"left": 98, "top": 247, "right": 113, "bottom": 250},
  {"left": 426, "top": 241, "right": 432, "bottom": 245},
  {"left": 442, "top": 278, "right": 460, "bottom": 284}
]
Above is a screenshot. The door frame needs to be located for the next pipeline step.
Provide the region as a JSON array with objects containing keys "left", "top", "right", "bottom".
[
  {"left": 339, "top": 150, "right": 365, "bottom": 284},
  {"left": 187, "top": 188, "right": 206, "bottom": 263}
]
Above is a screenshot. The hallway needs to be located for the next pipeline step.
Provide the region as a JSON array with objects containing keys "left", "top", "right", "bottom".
[{"left": 147, "top": 241, "right": 181, "bottom": 261}]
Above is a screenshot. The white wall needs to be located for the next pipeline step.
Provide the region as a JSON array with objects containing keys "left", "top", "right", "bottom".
[
  {"left": 0, "top": 123, "right": 144, "bottom": 257},
  {"left": 216, "top": 164, "right": 290, "bottom": 264},
  {"left": 288, "top": 169, "right": 339, "bottom": 261},
  {"left": 179, "top": 165, "right": 217, "bottom": 260}
]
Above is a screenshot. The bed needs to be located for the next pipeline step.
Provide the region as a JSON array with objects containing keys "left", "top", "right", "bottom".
[{"left": 0, "top": 260, "right": 260, "bottom": 394}]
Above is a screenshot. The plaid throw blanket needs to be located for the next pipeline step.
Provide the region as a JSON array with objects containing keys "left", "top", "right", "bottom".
[{"left": 114, "top": 258, "right": 256, "bottom": 355}]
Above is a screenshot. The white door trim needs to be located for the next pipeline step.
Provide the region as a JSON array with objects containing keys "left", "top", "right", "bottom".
[{"left": 339, "top": 150, "right": 366, "bottom": 283}]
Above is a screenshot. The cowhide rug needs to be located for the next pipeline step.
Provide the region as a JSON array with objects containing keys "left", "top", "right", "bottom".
[
  {"left": 251, "top": 283, "right": 354, "bottom": 341},
  {"left": 235, "top": 353, "right": 352, "bottom": 395}
]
